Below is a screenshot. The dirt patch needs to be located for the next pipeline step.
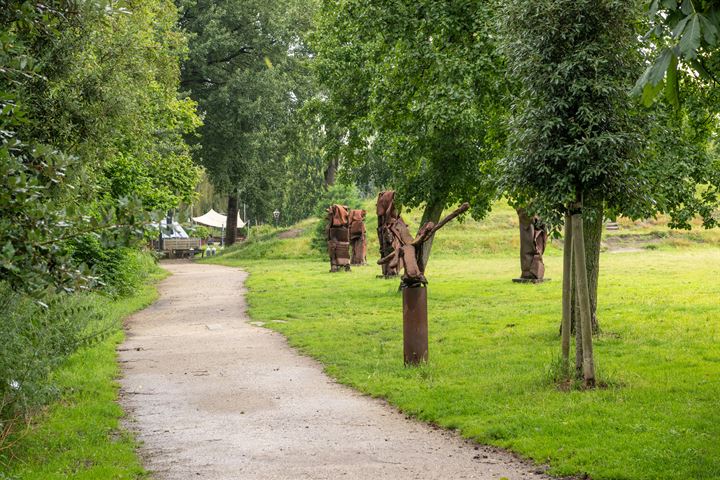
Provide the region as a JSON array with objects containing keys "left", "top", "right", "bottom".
[
  {"left": 277, "top": 228, "right": 303, "bottom": 239},
  {"left": 119, "top": 262, "right": 554, "bottom": 479}
]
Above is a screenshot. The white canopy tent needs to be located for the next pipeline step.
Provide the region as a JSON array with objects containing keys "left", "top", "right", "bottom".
[{"left": 192, "top": 209, "right": 246, "bottom": 229}]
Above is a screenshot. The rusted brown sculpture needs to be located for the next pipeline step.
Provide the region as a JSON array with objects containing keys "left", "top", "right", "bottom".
[
  {"left": 514, "top": 208, "right": 548, "bottom": 283},
  {"left": 349, "top": 209, "right": 367, "bottom": 265},
  {"left": 378, "top": 201, "right": 470, "bottom": 365},
  {"left": 326, "top": 204, "right": 351, "bottom": 272},
  {"left": 376, "top": 191, "right": 403, "bottom": 277}
]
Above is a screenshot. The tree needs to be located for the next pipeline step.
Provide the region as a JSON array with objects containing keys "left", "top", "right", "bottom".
[
  {"left": 1, "top": 0, "right": 199, "bottom": 294},
  {"left": 501, "top": 0, "right": 648, "bottom": 386},
  {"left": 633, "top": 0, "right": 720, "bottom": 229},
  {"left": 179, "top": 0, "right": 316, "bottom": 244},
  {"left": 312, "top": 0, "right": 505, "bottom": 235}
]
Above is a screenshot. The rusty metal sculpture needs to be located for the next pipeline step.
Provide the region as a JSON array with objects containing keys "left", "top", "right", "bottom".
[
  {"left": 326, "top": 204, "right": 351, "bottom": 272},
  {"left": 376, "top": 191, "right": 403, "bottom": 277},
  {"left": 513, "top": 208, "right": 548, "bottom": 283},
  {"left": 378, "top": 201, "right": 470, "bottom": 365},
  {"left": 349, "top": 209, "right": 367, "bottom": 265}
]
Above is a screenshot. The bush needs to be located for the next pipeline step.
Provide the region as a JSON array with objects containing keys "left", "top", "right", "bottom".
[
  {"left": 311, "top": 184, "right": 364, "bottom": 254},
  {"left": 187, "top": 225, "right": 210, "bottom": 240},
  {"left": 69, "top": 236, "right": 154, "bottom": 297},
  {"left": 0, "top": 285, "right": 98, "bottom": 446},
  {"left": 0, "top": 249, "right": 158, "bottom": 448}
]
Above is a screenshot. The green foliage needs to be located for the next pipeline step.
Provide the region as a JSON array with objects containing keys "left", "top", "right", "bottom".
[
  {"left": 180, "top": 0, "right": 317, "bottom": 223},
  {"left": 0, "top": 253, "right": 157, "bottom": 450},
  {"left": 0, "top": 1, "right": 200, "bottom": 294},
  {"left": 188, "top": 225, "right": 210, "bottom": 240},
  {"left": 69, "top": 236, "right": 157, "bottom": 297},
  {"left": 500, "top": 0, "right": 646, "bottom": 225},
  {"left": 1, "top": 280, "right": 162, "bottom": 478},
  {"left": 0, "top": 253, "right": 160, "bottom": 452},
  {"left": 312, "top": 0, "right": 504, "bottom": 222},
  {"left": 635, "top": 0, "right": 720, "bottom": 105},
  {"left": 632, "top": 1, "right": 720, "bottom": 229}
]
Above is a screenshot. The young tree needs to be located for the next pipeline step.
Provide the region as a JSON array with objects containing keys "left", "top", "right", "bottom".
[{"left": 501, "top": 0, "right": 647, "bottom": 386}]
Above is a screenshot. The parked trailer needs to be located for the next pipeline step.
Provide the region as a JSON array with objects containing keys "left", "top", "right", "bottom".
[{"left": 162, "top": 238, "right": 202, "bottom": 259}]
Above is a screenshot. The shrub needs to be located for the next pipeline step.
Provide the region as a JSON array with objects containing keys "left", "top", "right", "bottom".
[
  {"left": 188, "top": 225, "right": 210, "bottom": 240},
  {"left": 69, "top": 236, "right": 154, "bottom": 297},
  {"left": 0, "top": 286, "right": 98, "bottom": 447},
  {"left": 0, "top": 249, "right": 157, "bottom": 449}
]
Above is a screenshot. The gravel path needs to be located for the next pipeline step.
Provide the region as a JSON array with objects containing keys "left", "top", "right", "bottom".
[{"left": 119, "top": 261, "right": 551, "bottom": 480}]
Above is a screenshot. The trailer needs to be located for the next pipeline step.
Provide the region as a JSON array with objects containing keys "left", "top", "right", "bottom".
[{"left": 162, "top": 238, "right": 202, "bottom": 258}]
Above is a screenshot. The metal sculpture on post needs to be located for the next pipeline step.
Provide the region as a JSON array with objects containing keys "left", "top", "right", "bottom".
[
  {"left": 326, "top": 204, "right": 351, "bottom": 272},
  {"left": 349, "top": 209, "right": 367, "bottom": 265},
  {"left": 513, "top": 208, "right": 548, "bottom": 283},
  {"left": 378, "top": 202, "right": 470, "bottom": 365},
  {"left": 376, "top": 191, "right": 403, "bottom": 277}
]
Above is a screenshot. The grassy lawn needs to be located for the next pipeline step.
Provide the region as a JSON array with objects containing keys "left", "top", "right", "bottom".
[
  {"left": 206, "top": 203, "right": 720, "bottom": 480},
  {"left": 1, "top": 271, "right": 165, "bottom": 480}
]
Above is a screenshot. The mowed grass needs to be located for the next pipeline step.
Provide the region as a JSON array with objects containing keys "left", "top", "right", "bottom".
[
  {"left": 207, "top": 203, "right": 720, "bottom": 480},
  {"left": 1, "top": 273, "right": 165, "bottom": 480}
]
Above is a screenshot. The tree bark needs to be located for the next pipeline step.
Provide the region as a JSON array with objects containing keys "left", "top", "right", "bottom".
[
  {"left": 572, "top": 211, "right": 596, "bottom": 387},
  {"left": 323, "top": 158, "right": 338, "bottom": 189},
  {"left": 582, "top": 198, "right": 603, "bottom": 333},
  {"left": 224, "top": 191, "right": 238, "bottom": 246},
  {"left": 418, "top": 198, "right": 445, "bottom": 270}
]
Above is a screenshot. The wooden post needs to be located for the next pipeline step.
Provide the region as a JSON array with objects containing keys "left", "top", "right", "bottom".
[
  {"left": 403, "top": 285, "right": 428, "bottom": 365},
  {"left": 571, "top": 212, "right": 596, "bottom": 387},
  {"left": 561, "top": 212, "right": 573, "bottom": 365}
]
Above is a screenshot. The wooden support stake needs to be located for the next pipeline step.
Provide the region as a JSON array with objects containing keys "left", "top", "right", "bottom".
[
  {"left": 561, "top": 212, "right": 573, "bottom": 365},
  {"left": 571, "top": 212, "right": 596, "bottom": 387}
]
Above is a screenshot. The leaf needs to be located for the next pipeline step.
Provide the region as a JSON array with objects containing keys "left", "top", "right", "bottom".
[
  {"left": 661, "top": 0, "right": 678, "bottom": 9},
  {"left": 671, "top": 15, "right": 690, "bottom": 38},
  {"left": 649, "top": 0, "right": 660, "bottom": 17},
  {"left": 642, "top": 79, "right": 665, "bottom": 107},
  {"left": 698, "top": 14, "right": 718, "bottom": 45},
  {"left": 650, "top": 48, "right": 674, "bottom": 85},
  {"left": 678, "top": 14, "right": 701, "bottom": 58},
  {"left": 664, "top": 54, "right": 680, "bottom": 109},
  {"left": 680, "top": 0, "right": 693, "bottom": 15}
]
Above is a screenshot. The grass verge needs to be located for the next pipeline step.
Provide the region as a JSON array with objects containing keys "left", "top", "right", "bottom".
[
  {"left": 0, "top": 269, "right": 166, "bottom": 480},
  {"left": 208, "top": 245, "right": 719, "bottom": 480}
]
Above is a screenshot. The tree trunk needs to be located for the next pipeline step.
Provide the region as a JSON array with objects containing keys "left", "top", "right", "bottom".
[
  {"left": 419, "top": 198, "right": 445, "bottom": 270},
  {"left": 225, "top": 192, "right": 238, "bottom": 246},
  {"left": 572, "top": 210, "right": 596, "bottom": 387},
  {"left": 583, "top": 198, "right": 603, "bottom": 333},
  {"left": 323, "top": 158, "right": 338, "bottom": 189}
]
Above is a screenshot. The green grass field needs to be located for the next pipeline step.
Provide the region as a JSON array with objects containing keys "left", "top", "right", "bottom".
[
  {"left": 1, "top": 270, "right": 165, "bottom": 480},
  {"left": 206, "top": 202, "right": 720, "bottom": 480}
]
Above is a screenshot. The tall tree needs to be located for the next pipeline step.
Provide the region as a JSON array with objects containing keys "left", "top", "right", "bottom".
[
  {"left": 179, "top": 0, "right": 316, "bottom": 243},
  {"left": 501, "top": 0, "right": 647, "bottom": 386},
  {"left": 312, "top": 0, "right": 505, "bottom": 233}
]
